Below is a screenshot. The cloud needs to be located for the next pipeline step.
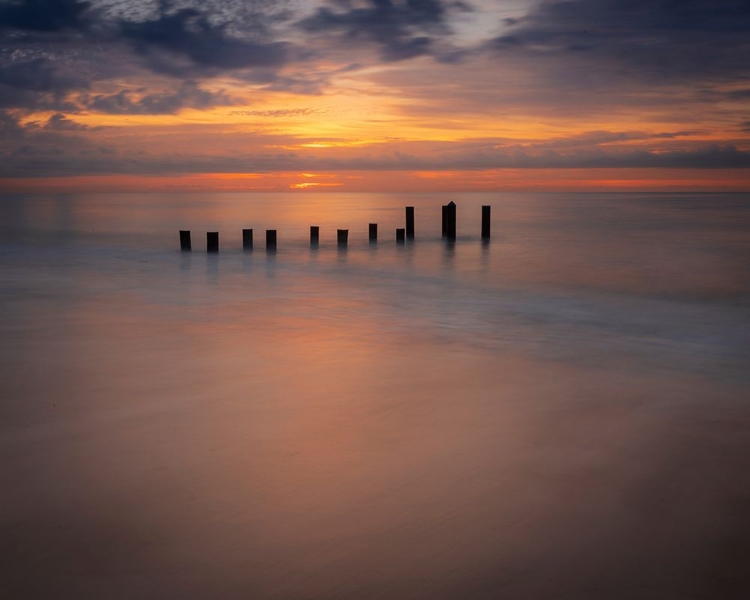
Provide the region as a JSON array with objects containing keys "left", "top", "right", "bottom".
[
  {"left": 2, "top": 124, "right": 748, "bottom": 178},
  {"left": 43, "top": 112, "right": 89, "bottom": 130},
  {"left": 118, "top": 6, "right": 290, "bottom": 76},
  {"left": 0, "top": 108, "right": 113, "bottom": 168},
  {"left": 82, "top": 81, "right": 236, "bottom": 114},
  {"left": 0, "top": 108, "right": 24, "bottom": 138},
  {"left": 726, "top": 89, "right": 750, "bottom": 100},
  {"left": 488, "top": 0, "right": 750, "bottom": 83},
  {"left": 298, "top": 0, "right": 470, "bottom": 62},
  {"left": 493, "top": 130, "right": 701, "bottom": 150},
  {"left": 0, "top": 0, "right": 91, "bottom": 32},
  {"left": 297, "top": 142, "right": 750, "bottom": 171},
  {"left": 0, "top": 1, "right": 301, "bottom": 100},
  {"left": 0, "top": 57, "right": 88, "bottom": 110},
  {"left": 229, "top": 108, "right": 320, "bottom": 118},
  {"left": 0, "top": 57, "right": 87, "bottom": 93}
]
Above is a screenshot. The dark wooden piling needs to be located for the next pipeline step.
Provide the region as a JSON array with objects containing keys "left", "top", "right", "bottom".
[
  {"left": 405, "top": 206, "right": 415, "bottom": 240},
  {"left": 369, "top": 223, "right": 378, "bottom": 242},
  {"left": 179, "top": 230, "right": 191, "bottom": 251},
  {"left": 396, "top": 228, "right": 405, "bottom": 243},
  {"left": 310, "top": 226, "right": 319, "bottom": 245},
  {"left": 481, "top": 206, "right": 491, "bottom": 240},
  {"left": 441, "top": 205, "right": 447, "bottom": 237},
  {"left": 207, "top": 231, "right": 219, "bottom": 253},
  {"left": 445, "top": 201, "right": 456, "bottom": 241},
  {"left": 266, "top": 229, "right": 277, "bottom": 251},
  {"left": 242, "top": 228, "right": 253, "bottom": 250},
  {"left": 337, "top": 229, "right": 348, "bottom": 246}
]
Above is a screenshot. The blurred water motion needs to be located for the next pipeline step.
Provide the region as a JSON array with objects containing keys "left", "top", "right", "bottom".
[{"left": 1, "top": 192, "right": 749, "bottom": 599}]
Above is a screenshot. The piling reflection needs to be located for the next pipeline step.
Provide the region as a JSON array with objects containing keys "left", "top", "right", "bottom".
[
  {"left": 265, "top": 251, "right": 277, "bottom": 279},
  {"left": 179, "top": 251, "right": 192, "bottom": 277},
  {"left": 205, "top": 253, "right": 219, "bottom": 285},
  {"left": 442, "top": 240, "right": 456, "bottom": 272}
]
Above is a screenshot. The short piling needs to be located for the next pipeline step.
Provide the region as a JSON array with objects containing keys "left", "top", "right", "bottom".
[
  {"left": 369, "top": 223, "right": 378, "bottom": 242},
  {"left": 396, "top": 228, "right": 405, "bottom": 244},
  {"left": 481, "top": 206, "right": 491, "bottom": 240},
  {"left": 242, "top": 228, "right": 253, "bottom": 250},
  {"left": 206, "top": 231, "right": 219, "bottom": 253},
  {"left": 266, "top": 229, "right": 277, "bottom": 251},
  {"left": 310, "top": 226, "right": 319, "bottom": 246},
  {"left": 337, "top": 229, "right": 348, "bottom": 246},
  {"left": 179, "top": 230, "right": 191, "bottom": 251},
  {"left": 445, "top": 201, "right": 456, "bottom": 241},
  {"left": 405, "top": 206, "right": 415, "bottom": 240}
]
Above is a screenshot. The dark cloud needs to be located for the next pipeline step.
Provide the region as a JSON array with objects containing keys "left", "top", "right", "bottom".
[
  {"left": 0, "top": 108, "right": 113, "bottom": 168},
  {"left": 303, "top": 142, "right": 750, "bottom": 171},
  {"left": 0, "top": 1, "right": 300, "bottom": 103},
  {"left": 489, "top": 0, "right": 750, "bottom": 83},
  {"left": 496, "top": 129, "right": 701, "bottom": 150},
  {"left": 43, "top": 112, "right": 89, "bottom": 130},
  {"left": 564, "top": 145, "right": 750, "bottom": 170},
  {"left": 0, "top": 57, "right": 86, "bottom": 93},
  {"left": 82, "top": 81, "right": 235, "bottom": 114},
  {"left": 235, "top": 60, "right": 363, "bottom": 94},
  {"left": 0, "top": 57, "right": 87, "bottom": 110},
  {"left": 100, "top": 0, "right": 294, "bottom": 38},
  {"left": 0, "top": 0, "right": 91, "bottom": 32},
  {"left": 299, "top": 0, "right": 469, "bottom": 62},
  {"left": 118, "top": 6, "right": 290, "bottom": 76},
  {"left": 2, "top": 128, "right": 748, "bottom": 178},
  {"left": 726, "top": 89, "right": 750, "bottom": 100},
  {"left": 0, "top": 110, "right": 90, "bottom": 133},
  {"left": 0, "top": 108, "right": 24, "bottom": 138}
]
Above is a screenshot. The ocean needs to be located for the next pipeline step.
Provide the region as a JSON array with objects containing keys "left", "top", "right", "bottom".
[{"left": 1, "top": 191, "right": 749, "bottom": 599}]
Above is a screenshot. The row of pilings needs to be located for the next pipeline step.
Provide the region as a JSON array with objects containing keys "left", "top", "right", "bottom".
[{"left": 179, "top": 202, "right": 490, "bottom": 252}]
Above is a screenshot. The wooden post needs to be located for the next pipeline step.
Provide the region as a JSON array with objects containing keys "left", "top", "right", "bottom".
[
  {"left": 369, "top": 223, "right": 377, "bottom": 242},
  {"left": 337, "top": 229, "right": 348, "bottom": 246},
  {"left": 441, "top": 205, "right": 447, "bottom": 237},
  {"left": 266, "top": 229, "right": 277, "bottom": 251},
  {"left": 206, "top": 231, "right": 219, "bottom": 253},
  {"left": 445, "top": 201, "right": 456, "bottom": 241},
  {"left": 396, "top": 228, "right": 405, "bottom": 243},
  {"left": 481, "top": 206, "right": 491, "bottom": 240},
  {"left": 179, "top": 230, "right": 191, "bottom": 251},
  {"left": 405, "top": 206, "right": 415, "bottom": 240},
  {"left": 242, "top": 228, "right": 253, "bottom": 250},
  {"left": 310, "top": 226, "right": 319, "bottom": 245}
]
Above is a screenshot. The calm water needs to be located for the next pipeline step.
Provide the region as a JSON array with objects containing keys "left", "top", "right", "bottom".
[{"left": 1, "top": 192, "right": 749, "bottom": 599}]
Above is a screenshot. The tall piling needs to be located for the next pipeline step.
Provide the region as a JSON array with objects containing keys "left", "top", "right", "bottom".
[
  {"left": 445, "top": 201, "right": 456, "bottom": 241},
  {"left": 179, "top": 230, "right": 191, "bottom": 251},
  {"left": 481, "top": 206, "right": 491, "bottom": 240},
  {"left": 369, "top": 223, "right": 378, "bottom": 242},
  {"left": 441, "top": 205, "right": 447, "bottom": 237},
  {"left": 242, "top": 228, "right": 253, "bottom": 250},
  {"left": 206, "top": 231, "right": 219, "bottom": 253},
  {"left": 405, "top": 206, "right": 415, "bottom": 240},
  {"left": 310, "top": 226, "right": 319, "bottom": 246},
  {"left": 266, "top": 229, "right": 277, "bottom": 251}
]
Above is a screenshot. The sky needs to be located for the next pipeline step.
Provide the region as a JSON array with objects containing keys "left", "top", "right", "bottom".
[{"left": 0, "top": 0, "right": 749, "bottom": 192}]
